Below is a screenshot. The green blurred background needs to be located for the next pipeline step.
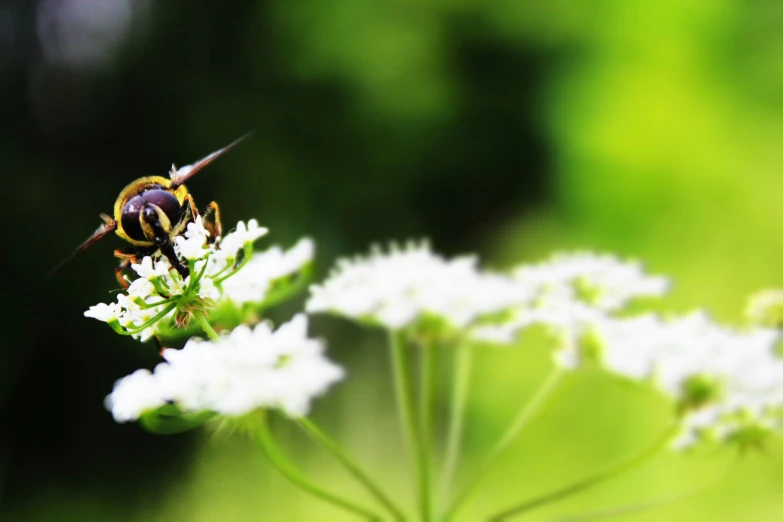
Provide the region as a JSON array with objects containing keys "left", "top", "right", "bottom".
[{"left": 2, "top": 0, "right": 783, "bottom": 520}]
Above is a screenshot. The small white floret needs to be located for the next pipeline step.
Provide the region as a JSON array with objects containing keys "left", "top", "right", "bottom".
[
  {"left": 306, "top": 241, "right": 524, "bottom": 330},
  {"left": 105, "top": 369, "right": 167, "bottom": 422},
  {"left": 219, "top": 219, "right": 269, "bottom": 259},
  {"left": 221, "top": 238, "right": 314, "bottom": 305},
  {"left": 84, "top": 302, "right": 122, "bottom": 322},
  {"left": 105, "top": 315, "right": 344, "bottom": 421}
]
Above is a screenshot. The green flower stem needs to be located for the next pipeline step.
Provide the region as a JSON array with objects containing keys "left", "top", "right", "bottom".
[
  {"left": 196, "top": 314, "right": 221, "bottom": 342},
  {"left": 159, "top": 274, "right": 175, "bottom": 294},
  {"left": 120, "top": 303, "right": 177, "bottom": 335},
  {"left": 206, "top": 250, "right": 236, "bottom": 281},
  {"left": 186, "top": 259, "right": 197, "bottom": 289},
  {"left": 190, "top": 256, "right": 210, "bottom": 289},
  {"left": 487, "top": 422, "right": 680, "bottom": 521},
  {"left": 257, "top": 264, "right": 314, "bottom": 312},
  {"left": 214, "top": 267, "right": 240, "bottom": 285},
  {"left": 208, "top": 262, "right": 232, "bottom": 281},
  {"left": 297, "top": 417, "right": 407, "bottom": 521},
  {"left": 389, "top": 330, "right": 429, "bottom": 521},
  {"left": 135, "top": 297, "right": 177, "bottom": 309},
  {"left": 555, "top": 454, "right": 735, "bottom": 522},
  {"left": 437, "top": 342, "right": 473, "bottom": 508},
  {"left": 256, "top": 420, "right": 382, "bottom": 521},
  {"left": 150, "top": 276, "right": 170, "bottom": 296},
  {"left": 443, "top": 368, "right": 563, "bottom": 520},
  {"left": 214, "top": 243, "right": 254, "bottom": 285},
  {"left": 419, "top": 340, "right": 436, "bottom": 521}
]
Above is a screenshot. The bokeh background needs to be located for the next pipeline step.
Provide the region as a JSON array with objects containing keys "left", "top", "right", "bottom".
[{"left": 2, "top": 0, "right": 783, "bottom": 520}]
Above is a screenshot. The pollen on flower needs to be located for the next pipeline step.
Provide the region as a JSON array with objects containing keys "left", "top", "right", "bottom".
[{"left": 104, "top": 315, "right": 344, "bottom": 421}]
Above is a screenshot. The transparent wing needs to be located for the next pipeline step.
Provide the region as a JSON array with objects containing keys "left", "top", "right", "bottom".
[
  {"left": 169, "top": 133, "right": 251, "bottom": 189},
  {"left": 46, "top": 215, "right": 117, "bottom": 277}
]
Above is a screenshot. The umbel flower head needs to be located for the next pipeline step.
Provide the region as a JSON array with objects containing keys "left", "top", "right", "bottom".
[
  {"left": 471, "top": 251, "right": 670, "bottom": 353},
  {"left": 84, "top": 217, "right": 313, "bottom": 342},
  {"left": 306, "top": 241, "right": 527, "bottom": 332},
  {"left": 106, "top": 314, "right": 344, "bottom": 422},
  {"left": 307, "top": 245, "right": 670, "bottom": 346},
  {"left": 589, "top": 311, "right": 783, "bottom": 450}
]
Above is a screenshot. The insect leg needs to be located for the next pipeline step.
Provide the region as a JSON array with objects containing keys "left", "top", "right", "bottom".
[
  {"left": 183, "top": 193, "right": 200, "bottom": 222},
  {"left": 159, "top": 240, "right": 190, "bottom": 279},
  {"left": 183, "top": 193, "right": 212, "bottom": 238},
  {"left": 113, "top": 249, "right": 138, "bottom": 289},
  {"left": 183, "top": 194, "right": 222, "bottom": 240},
  {"left": 201, "top": 201, "right": 222, "bottom": 238}
]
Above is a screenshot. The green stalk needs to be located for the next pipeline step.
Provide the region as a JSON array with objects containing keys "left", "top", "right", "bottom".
[
  {"left": 188, "top": 256, "right": 210, "bottom": 291},
  {"left": 150, "top": 276, "right": 170, "bottom": 297},
  {"left": 214, "top": 243, "right": 254, "bottom": 284},
  {"left": 121, "top": 303, "right": 177, "bottom": 335},
  {"left": 297, "top": 417, "right": 406, "bottom": 521},
  {"left": 555, "top": 454, "right": 735, "bottom": 522},
  {"left": 186, "top": 259, "right": 197, "bottom": 290},
  {"left": 135, "top": 297, "right": 177, "bottom": 309},
  {"left": 419, "top": 340, "right": 436, "bottom": 521},
  {"left": 196, "top": 314, "right": 221, "bottom": 342},
  {"left": 208, "top": 262, "right": 232, "bottom": 282},
  {"left": 443, "top": 368, "right": 563, "bottom": 520},
  {"left": 389, "top": 330, "right": 428, "bottom": 521},
  {"left": 257, "top": 264, "right": 314, "bottom": 312},
  {"left": 487, "top": 423, "right": 679, "bottom": 521},
  {"left": 256, "top": 420, "right": 382, "bottom": 521},
  {"left": 437, "top": 343, "right": 473, "bottom": 508}
]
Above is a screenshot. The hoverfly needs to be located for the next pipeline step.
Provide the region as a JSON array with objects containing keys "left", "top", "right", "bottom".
[{"left": 49, "top": 135, "right": 249, "bottom": 287}]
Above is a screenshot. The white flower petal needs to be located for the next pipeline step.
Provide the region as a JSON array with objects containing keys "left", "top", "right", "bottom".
[
  {"left": 221, "top": 238, "right": 314, "bottom": 305},
  {"left": 219, "top": 219, "right": 269, "bottom": 259},
  {"left": 84, "top": 302, "right": 121, "bottom": 322},
  {"left": 105, "top": 369, "right": 166, "bottom": 422},
  {"left": 106, "top": 315, "right": 343, "bottom": 420},
  {"left": 306, "top": 241, "right": 524, "bottom": 330}
]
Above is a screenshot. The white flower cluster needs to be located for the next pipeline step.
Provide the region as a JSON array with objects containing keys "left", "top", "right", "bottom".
[
  {"left": 307, "top": 247, "right": 668, "bottom": 340},
  {"left": 514, "top": 251, "right": 670, "bottom": 311},
  {"left": 106, "top": 315, "right": 344, "bottom": 421},
  {"left": 591, "top": 312, "right": 783, "bottom": 449},
  {"left": 472, "top": 252, "right": 670, "bottom": 359},
  {"left": 308, "top": 243, "right": 783, "bottom": 450},
  {"left": 306, "top": 241, "right": 528, "bottom": 330},
  {"left": 222, "top": 238, "right": 314, "bottom": 305},
  {"left": 477, "top": 253, "right": 783, "bottom": 450},
  {"left": 84, "top": 217, "right": 313, "bottom": 341}
]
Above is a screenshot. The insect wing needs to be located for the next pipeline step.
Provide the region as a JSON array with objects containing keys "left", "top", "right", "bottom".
[
  {"left": 47, "top": 218, "right": 117, "bottom": 277},
  {"left": 169, "top": 133, "right": 251, "bottom": 189}
]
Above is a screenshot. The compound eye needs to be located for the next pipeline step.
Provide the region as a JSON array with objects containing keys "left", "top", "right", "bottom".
[
  {"left": 141, "top": 189, "right": 181, "bottom": 226},
  {"left": 120, "top": 195, "right": 146, "bottom": 241}
]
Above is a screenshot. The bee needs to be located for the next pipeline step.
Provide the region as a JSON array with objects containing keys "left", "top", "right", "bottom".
[{"left": 49, "top": 135, "right": 249, "bottom": 287}]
